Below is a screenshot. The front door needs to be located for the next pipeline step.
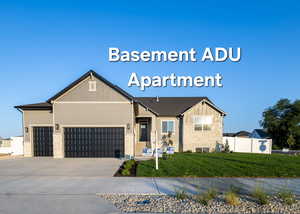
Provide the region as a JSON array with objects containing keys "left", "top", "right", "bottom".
[{"left": 139, "top": 122, "right": 148, "bottom": 142}]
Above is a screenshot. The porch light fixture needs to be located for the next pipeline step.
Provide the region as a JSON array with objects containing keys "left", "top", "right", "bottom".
[
  {"left": 55, "top": 124, "right": 60, "bottom": 131},
  {"left": 126, "top": 123, "right": 131, "bottom": 130},
  {"left": 25, "top": 127, "right": 29, "bottom": 133}
]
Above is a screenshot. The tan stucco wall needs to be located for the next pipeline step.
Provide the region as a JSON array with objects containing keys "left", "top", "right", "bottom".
[
  {"left": 23, "top": 110, "right": 53, "bottom": 157},
  {"left": 53, "top": 102, "right": 134, "bottom": 157},
  {"left": 56, "top": 77, "right": 128, "bottom": 102},
  {"left": 135, "top": 104, "right": 155, "bottom": 117},
  {"left": 182, "top": 101, "right": 223, "bottom": 152}
]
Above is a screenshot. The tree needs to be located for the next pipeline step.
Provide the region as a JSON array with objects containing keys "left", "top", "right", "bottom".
[
  {"left": 260, "top": 99, "right": 300, "bottom": 149},
  {"left": 287, "top": 134, "right": 295, "bottom": 149}
]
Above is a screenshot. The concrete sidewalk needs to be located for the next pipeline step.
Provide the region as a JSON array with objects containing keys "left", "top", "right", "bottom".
[
  {"left": 1, "top": 176, "right": 299, "bottom": 195},
  {"left": 1, "top": 157, "right": 299, "bottom": 214},
  {"left": 0, "top": 176, "right": 300, "bottom": 214}
]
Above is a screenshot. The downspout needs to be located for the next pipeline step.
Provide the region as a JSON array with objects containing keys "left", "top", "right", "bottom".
[
  {"left": 132, "top": 100, "right": 135, "bottom": 158},
  {"left": 16, "top": 108, "right": 25, "bottom": 155},
  {"left": 52, "top": 101, "right": 56, "bottom": 157}
]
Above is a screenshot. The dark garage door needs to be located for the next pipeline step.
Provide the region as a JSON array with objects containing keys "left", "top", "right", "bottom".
[
  {"left": 33, "top": 127, "right": 53, "bottom": 156},
  {"left": 64, "top": 127, "right": 125, "bottom": 158}
]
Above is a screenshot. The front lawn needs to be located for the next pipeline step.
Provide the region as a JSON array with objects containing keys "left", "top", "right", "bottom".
[{"left": 136, "top": 153, "right": 300, "bottom": 177}]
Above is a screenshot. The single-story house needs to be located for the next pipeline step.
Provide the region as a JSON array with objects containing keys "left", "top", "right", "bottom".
[
  {"left": 15, "top": 70, "right": 226, "bottom": 158},
  {"left": 223, "top": 131, "right": 251, "bottom": 138}
]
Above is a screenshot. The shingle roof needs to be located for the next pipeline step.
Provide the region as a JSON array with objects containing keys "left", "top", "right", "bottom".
[
  {"left": 223, "top": 133, "right": 236, "bottom": 137},
  {"left": 135, "top": 97, "right": 224, "bottom": 116},
  {"left": 15, "top": 102, "right": 52, "bottom": 110},
  {"left": 234, "top": 131, "right": 251, "bottom": 137},
  {"left": 254, "top": 129, "right": 270, "bottom": 138},
  {"left": 15, "top": 71, "right": 226, "bottom": 116}
]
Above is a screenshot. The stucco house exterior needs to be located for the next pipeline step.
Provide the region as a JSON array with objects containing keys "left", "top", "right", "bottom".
[{"left": 15, "top": 70, "right": 226, "bottom": 158}]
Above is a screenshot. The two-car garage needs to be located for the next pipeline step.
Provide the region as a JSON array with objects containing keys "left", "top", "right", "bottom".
[{"left": 33, "top": 127, "right": 125, "bottom": 158}]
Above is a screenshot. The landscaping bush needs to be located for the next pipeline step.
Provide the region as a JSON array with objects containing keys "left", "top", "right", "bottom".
[
  {"left": 121, "top": 169, "right": 130, "bottom": 176},
  {"left": 124, "top": 159, "right": 136, "bottom": 170},
  {"left": 196, "top": 188, "right": 218, "bottom": 205},
  {"left": 119, "top": 160, "right": 136, "bottom": 176},
  {"left": 207, "top": 188, "right": 218, "bottom": 199},
  {"left": 251, "top": 186, "right": 269, "bottom": 205},
  {"left": 277, "top": 189, "right": 296, "bottom": 205},
  {"left": 225, "top": 190, "right": 240, "bottom": 206},
  {"left": 174, "top": 188, "right": 188, "bottom": 200},
  {"left": 224, "top": 141, "right": 230, "bottom": 153}
]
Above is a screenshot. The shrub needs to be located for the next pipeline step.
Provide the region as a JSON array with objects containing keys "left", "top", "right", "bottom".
[
  {"left": 252, "top": 186, "right": 269, "bottom": 205},
  {"left": 184, "top": 150, "right": 193, "bottom": 153},
  {"left": 207, "top": 188, "right": 218, "bottom": 199},
  {"left": 278, "top": 189, "right": 296, "bottom": 205},
  {"left": 174, "top": 188, "right": 188, "bottom": 200},
  {"left": 121, "top": 169, "right": 130, "bottom": 176},
  {"left": 225, "top": 191, "right": 240, "bottom": 206},
  {"left": 124, "top": 160, "right": 135, "bottom": 170},
  {"left": 224, "top": 141, "right": 230, "bottom": 153},
  {"left": 229, "top": 185, "right": 242, "bottom": 194},
  {"left": 196, "top": 188, "right": 218, "bottom": 206}
]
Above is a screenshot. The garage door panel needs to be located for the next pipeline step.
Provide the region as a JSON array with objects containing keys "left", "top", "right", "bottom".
[
  {"left": 64, "top": 127, "right": 124, "bottom": 158},
  {"left": 33, "top": 127, "right": 53, "bottom": 157}
]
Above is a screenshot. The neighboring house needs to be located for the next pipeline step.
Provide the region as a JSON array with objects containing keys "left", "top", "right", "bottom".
[
  {"left": 223, "top": 133, "right": 235, "bottom": 137},
  {"left": 0, "top": 138, "right": 12, "bottom": 154},
  {"left": 234, "top": 131, "right": 251, "bottom": 138},
  {"left": 223, "top": 131, "right": 250, "bottom": 138},
  {"left": 0, "top": 136, "right": 23, "bottom": 155},
  {"left": 250, "top": 129, "right": 270, "bottom": 139},
  {"left": 223, "top": 130, "right": 272, "bottom": 154},
  {"left": 15, "top": 70, "right": 226, "bottom": 158}
]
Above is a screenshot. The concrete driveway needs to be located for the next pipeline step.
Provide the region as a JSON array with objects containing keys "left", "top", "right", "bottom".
[
  {"left": 0, "top": 157, "right": 123, "bottom": 177},
  {"left": 0, "top": 157, "right": 124, "bottom": 214}
]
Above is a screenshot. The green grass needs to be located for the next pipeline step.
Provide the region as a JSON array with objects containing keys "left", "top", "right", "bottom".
[{"left": 136, "top": 152, "right": 300, "bottom": 177}]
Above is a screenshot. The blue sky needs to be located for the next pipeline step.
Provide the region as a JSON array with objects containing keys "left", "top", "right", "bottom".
[{"left": 0, "top": 1, "right": 299, "bottom": 137}]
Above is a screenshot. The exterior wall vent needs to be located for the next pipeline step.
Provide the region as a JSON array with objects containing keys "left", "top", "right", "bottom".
[{"left": 89, "top": 80, "right": 97, "bottom": 92}]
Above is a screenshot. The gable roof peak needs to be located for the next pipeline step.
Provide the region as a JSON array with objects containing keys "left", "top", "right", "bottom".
[{"left": 47, "top": 70, "right": 134, "bottom": 103}]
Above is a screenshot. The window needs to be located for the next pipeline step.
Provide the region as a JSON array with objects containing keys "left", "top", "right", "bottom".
[
  {"left": 88, "top": 80, "right": 97, "bottom": 92},
  {"left": 161, "top": 120, "right": 175, "bottom": 133},
  {"left": 193, "top": 115, "right": 213, "bottom": 131}
]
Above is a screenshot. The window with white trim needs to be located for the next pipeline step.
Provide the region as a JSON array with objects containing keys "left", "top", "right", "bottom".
[
  {"left": 89, "top": 80, "right": 97, "bottom": 92},
  {"left": 193, "top": 115, "right": 213, "bottom": 131},
  {"left": 161, "top": 120, "right": 175, "bottom": 134}
]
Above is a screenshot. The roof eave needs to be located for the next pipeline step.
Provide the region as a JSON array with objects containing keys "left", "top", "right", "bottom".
[
  {"left": 14, "top": 106, "right": 52, "bottom": 111},
  {"left": 179, "top": 98, "right": 226, "bottom": 116},
  {"left": 134, "top": 100, "right": 159, "bottom": 116}
]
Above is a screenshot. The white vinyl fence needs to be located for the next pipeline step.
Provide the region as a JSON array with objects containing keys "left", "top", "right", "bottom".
[
  {"left": 223, "top": 137, "right": 272, "bottom": 154},
  {"left": 0, "top": 137, "right": 24, "bottom": 155}
]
